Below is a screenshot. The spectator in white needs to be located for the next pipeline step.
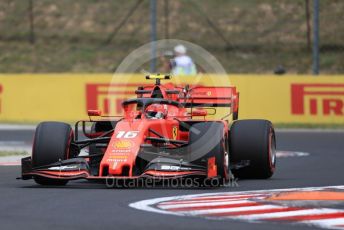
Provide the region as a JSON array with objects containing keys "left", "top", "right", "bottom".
[{"left": 172, "top": 44, "right": 197, "bottom": 75}]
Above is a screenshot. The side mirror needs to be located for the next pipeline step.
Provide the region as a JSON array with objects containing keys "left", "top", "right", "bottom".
[
  {"left": 88, "top": 109, "right": 102, "bottom": 116},
  {"left": 191, "top": 109, "right": 207, "bottom": 117}
]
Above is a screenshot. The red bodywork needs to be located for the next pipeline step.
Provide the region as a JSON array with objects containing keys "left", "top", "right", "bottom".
[
  {"left": 98, "top": 83, "right": 238, "bottom": 178},
  {"left": 21, "top": 78, "right": 239, "bottom": 182}
]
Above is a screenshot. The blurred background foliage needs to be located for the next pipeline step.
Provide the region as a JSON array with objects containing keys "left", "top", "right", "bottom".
[{"left": 0, "top": 0, "right": 343, "bottom": 73}]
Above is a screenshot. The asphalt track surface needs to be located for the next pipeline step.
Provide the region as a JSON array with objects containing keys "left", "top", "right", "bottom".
[{"left": 0, "top": 129, "right": 343, "bottom": 230}]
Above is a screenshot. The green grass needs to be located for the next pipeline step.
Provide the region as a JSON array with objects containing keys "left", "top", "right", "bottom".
[
  {"left": 0, "top": 151, "right": 29, "bottom": 157},
  {"left": 0, "top": 0, "right": 343, "bottom": 73}
]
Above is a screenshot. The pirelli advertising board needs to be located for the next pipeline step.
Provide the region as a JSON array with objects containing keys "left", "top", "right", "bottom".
[{"left": 0, "top": 74, "right": 343, "bottom": 124}]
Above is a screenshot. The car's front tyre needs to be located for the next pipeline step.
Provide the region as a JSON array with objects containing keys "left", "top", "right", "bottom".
[{"left": 32, "top": 121, "right": 75, "bottom": 185}]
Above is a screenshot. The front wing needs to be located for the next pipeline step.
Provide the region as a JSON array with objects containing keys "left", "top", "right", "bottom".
[{"left": 20, "top": 157, "right": 210, "bottom": 182}]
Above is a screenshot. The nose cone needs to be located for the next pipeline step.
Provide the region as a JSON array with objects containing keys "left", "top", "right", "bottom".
[
  {"left": 100, "top": 121, "right": 143, "bottom": 177},
  {"left": 101, "top": 137, "right": 141, "bottom": 176}
]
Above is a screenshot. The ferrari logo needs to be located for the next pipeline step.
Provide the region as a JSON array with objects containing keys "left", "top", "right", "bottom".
[{"left": 172, "top": 127, "right": 178, "bottom": 140}]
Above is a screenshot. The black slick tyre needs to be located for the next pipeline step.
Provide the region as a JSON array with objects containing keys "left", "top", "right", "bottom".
[
  {"left": 229, "top": 119, "right": 276, "bottom": 179},
  {"left": 32, "top": 121, "right": 74, "bottom": 185}
]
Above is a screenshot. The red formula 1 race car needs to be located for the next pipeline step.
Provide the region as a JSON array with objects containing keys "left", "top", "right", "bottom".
[{"left": 20, "top": 75, "right": 276, "bottom": 187}]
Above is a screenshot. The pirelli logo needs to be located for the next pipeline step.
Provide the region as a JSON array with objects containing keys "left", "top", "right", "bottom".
[
  {"left": 291, "top": 83, "right": 344, "bottom": 116},
  {"left": 86, "top": 83, "right": 145, "bottom": 115}
]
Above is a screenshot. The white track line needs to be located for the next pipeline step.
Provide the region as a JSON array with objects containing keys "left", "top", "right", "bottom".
[
  {"left": 129, "top": 185, "right": 344, "bottom": 210},
  {"left": 129, "top": 185, "right": 344, "bottom": 230},
  {"left": 0, "top": 162, "right": 21, "bottom": 166},
  {"left": 159, "top": 196, "right": 267, "bottom": 206},
  {"left": 160, "top": 194, "right": 261, "bottom": 202},
  {"left": 159, "top": 194, "right": 266, "bottom": 204},
  {"left": 0, "top": 124, "right": 36, "bottom": 130},
  {"left": 129, "top": 196, "right": 188, "bottom": 216},
  {"left": 302, "top": 218, "right": 344, "bottom": 230},
  {"left": 179, "top": 205, "right": 282, "bottom": 215},
  {"left": 158, "top": 200, "right": 256, "bottom": 209},
  {"left": 238, "top": 209, "right": 344, "bottom": 220}
]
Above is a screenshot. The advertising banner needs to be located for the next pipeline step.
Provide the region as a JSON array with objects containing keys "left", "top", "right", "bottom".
[{"left": 0, "top": 74, "right": 343, "bottom": 124}]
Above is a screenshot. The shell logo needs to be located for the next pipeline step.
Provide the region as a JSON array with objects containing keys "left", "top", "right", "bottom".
[{"left": 113, "top": 140, "right": 132, "bottom": 149}]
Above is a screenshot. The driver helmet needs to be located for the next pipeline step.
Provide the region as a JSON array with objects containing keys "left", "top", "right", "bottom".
[{"left": 146, "top": 104, "right": 167, "bottom": 119}]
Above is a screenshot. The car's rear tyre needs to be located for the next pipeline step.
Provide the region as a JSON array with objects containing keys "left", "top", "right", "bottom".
[
  {"left": 32, "top": 121, "right": 74, "bottom": 186},
  {"left": 189, "top": 122, "right": 229, "bottom": 186},
  {"left": 229, "top": 119, "right": 276, "bottom": 179}
]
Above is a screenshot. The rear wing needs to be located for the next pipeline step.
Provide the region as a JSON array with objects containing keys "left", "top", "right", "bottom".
[
  {"left": 178, "top": 86, "right": 239, "bottom": 120},
  {"left": 179, "top": 86, "right": 238, "bottom": 107}
]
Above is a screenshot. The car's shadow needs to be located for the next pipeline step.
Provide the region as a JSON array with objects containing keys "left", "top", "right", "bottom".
[{"left": 19, "top": 179, "right": 232, "bottom": 190}]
